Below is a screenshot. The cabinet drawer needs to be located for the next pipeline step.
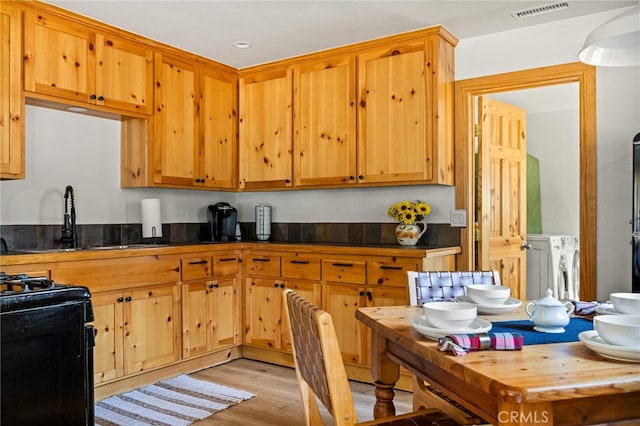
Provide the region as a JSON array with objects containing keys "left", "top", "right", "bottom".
[
  {"left": 367, "top": 260, "right": 419, "bottom": 287},
  {"left": 182, "top": 256, "right": 212, "bottom": 281},
  {"left": 281, "top": 256, "right": 321, "bottom": 280},
  {"left": 246, "top": 255, "right": 281, "bottom": 277},
  {"left": 322, "top": 259, "right": 366, "bottom": 284},
  {"left": 213, "top": 255, "right": 240, "bottom": 276}
]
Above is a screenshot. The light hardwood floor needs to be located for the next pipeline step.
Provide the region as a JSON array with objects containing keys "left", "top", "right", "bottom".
[{"left": 190, "top": 358, "right": 414, "bottom": 425}]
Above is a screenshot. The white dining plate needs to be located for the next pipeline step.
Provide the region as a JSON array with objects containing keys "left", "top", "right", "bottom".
[
  {"left": 410, "top": 316, "right": 492, "bottom": 340},
  {"left": 579, "top": 330, "right": 640, "bottom": 362},
  {"left": 595, "top": 303, "right": 621, "bottom": 315},
  {"left": 455, "top": 294, "right": 522, "bottom": 315}
]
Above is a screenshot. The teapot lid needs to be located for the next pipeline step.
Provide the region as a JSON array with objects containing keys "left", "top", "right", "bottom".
[{"left": 534, "top": 288, "right": 564, "bottom": 306}]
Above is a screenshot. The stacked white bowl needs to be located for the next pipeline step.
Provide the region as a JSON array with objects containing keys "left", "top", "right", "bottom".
[
  {"left": 423, "top": 302, "right": 477, "bottom": 330},
  {"left": 592, "top": 293, "right": 640, "bottom": 347},
  {"left": 593, "top": 315, "right": 640, "bottom": 347},
  {"left": 466, "top": 284, "right": 511, "bottom": 305},
  {"left": 610, "top": 293, "right": 640, "bottom": 314}
]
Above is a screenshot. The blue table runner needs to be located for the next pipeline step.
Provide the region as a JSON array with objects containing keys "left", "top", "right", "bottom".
[{"left": 490, "top": 317, "right": 594, "bottom": 345}]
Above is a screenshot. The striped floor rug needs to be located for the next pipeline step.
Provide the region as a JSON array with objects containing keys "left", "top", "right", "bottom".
[{"left": 95, "top": 374, "right": 254, "bottom": 426}]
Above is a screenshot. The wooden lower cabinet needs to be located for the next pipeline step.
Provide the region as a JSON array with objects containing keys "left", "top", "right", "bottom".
[
  {"left": 182, "top": 277, "right": 239, "bottom": 358},
  {"left": 322, "top": 283, "right": 408, "bottom": 365},
  {"left": 92, "top": 283, "right": 180, "bottom": 384},
  {"left": 243, "top": 277, "right": 320, "bottom": 352},
  {"left": 2, "top": 245, "right": 458, "bottom": 395}
]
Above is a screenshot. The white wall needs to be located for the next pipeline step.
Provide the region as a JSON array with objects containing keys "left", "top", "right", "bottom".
[
  {"left": 456, "top": 8, "right": 640, "bottom": 298},
  {"left": 1, "top": 8, "right": 638, "bottom": 298},
  {"left": 528, "top": 108, "right": 580, "bottom": 236},
  {"left": 0, "top": 106, "right": 454, "bottom": 225}
]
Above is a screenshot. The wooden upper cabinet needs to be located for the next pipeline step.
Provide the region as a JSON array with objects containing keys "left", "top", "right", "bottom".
[
  {"left": 153, "top": 53, "right": 238, "bottom": 189},
  {"left": 23, "top": 11, "right": 153, "bottom": 115},
  {"left": 239, "top": 68, "right": 293, "bottom": 189},
  {"left": 95, "top": 34, "right": 153, "bottom": 114},
  {"left": 292, "top": 55, "right": 357, "bottom": 187},
  {"left": 357, "top": 42, "right": 428, "bottom": 184},
  {"left": 0, "top": 3, "right": 24, "bottom": 179},
  {"left": 357, "top": 34, "right": 455, "bottom": 185},
  {"left": 200, "top": 67, "right": 238, "bottom": 189},
  {"left": 153, "top": 52, "right": 199, "bottom": 186}
]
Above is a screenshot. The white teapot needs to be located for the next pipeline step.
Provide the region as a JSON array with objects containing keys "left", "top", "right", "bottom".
[{"left": 525, "top": 289, "right": 575, "bottom": 333}]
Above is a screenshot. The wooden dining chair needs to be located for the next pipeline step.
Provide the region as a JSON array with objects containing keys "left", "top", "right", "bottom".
[
  {"left": 407, "top": 270, "right": 501, "bottom": 305},
  {"left": 282, "top": 289, "right": 460, "bottom": 426},
  {"left": 406, "top": 271, "right": 497, "bottom": 425}
]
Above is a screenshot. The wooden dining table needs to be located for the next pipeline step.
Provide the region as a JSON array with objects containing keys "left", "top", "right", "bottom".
[{"left": 355, "top": 305, "right": 640, "bottom": 426}]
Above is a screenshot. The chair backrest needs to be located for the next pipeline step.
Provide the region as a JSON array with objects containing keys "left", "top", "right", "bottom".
[
  {"left": 283, "top": 288, "right": 357, "bottom": 426},
  {"left": 407, "top": 271, "right": 501, "bottom": 305}
]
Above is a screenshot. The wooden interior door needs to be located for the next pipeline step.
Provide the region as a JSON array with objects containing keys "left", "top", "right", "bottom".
[{"left": 477, "top": 97, "right": 527, "bottom": 299}]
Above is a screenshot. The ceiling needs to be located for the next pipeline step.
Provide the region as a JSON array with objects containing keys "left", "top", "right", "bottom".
[{"left": 47, "top": 0, "right": 636, "bottom": 69}]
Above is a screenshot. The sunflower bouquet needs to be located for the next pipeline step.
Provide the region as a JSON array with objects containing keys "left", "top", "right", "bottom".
[{"left": 387, "top": 200, "right": 431, "bottom": 225}]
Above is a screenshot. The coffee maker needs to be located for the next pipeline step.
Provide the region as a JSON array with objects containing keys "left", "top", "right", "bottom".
[{"left": 207, "top": 202, "right": 238, "bottom": 241}]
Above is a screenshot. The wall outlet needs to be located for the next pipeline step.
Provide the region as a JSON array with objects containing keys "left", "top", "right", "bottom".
[{"left": 450, "top": 209, "right": 467, "bottom": 227}]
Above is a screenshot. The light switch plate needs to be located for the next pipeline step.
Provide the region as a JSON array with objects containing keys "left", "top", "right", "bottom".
[{"left": 450, "top": 209, "right": 467, "bottom": 227}]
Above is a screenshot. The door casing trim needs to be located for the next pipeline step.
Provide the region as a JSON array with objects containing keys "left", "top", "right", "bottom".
[{"left": 454, "top": 62, "right": 597, "bottom": 301}]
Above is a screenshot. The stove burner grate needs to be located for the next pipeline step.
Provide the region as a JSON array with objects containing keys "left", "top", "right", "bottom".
[{"left": 0, "top": 273, "right": 57, "bottom": 294}]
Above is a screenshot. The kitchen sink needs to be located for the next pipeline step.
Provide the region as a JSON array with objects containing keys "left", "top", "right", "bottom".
[
  {"left": 15, "top": 244, "right": 168, "bottom": 254},
  {"left": 14, "top": 247, "right": 86, "bottom": 254},
  {"left": 86, "top": 244, "right": 168, "bottom": 250}
]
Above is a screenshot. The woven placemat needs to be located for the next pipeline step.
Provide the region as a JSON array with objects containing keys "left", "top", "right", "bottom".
[{"left": 490, "top": 317, "right": 593, "bottom": 345}]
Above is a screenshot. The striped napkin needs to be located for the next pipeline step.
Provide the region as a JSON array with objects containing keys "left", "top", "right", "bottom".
[{"left": 438, "top": 333, "right": 524, "bottom": 356}]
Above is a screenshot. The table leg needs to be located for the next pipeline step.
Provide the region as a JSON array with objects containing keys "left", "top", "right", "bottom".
[
  {"left": 370, "top": 329, "right": 400, "bottom": 419},
  {"left": 373, "top": 381, "right": 396, "bottom": 419}
]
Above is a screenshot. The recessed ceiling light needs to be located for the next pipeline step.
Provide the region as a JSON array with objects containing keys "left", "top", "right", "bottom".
[
  {"left": 234, "top": 41, "right": 251, "bottom": 49},
  {"left": 67, "top": 106, "right": 88, "bottom": 113}
]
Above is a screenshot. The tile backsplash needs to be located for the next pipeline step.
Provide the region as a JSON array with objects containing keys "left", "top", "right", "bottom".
[{"left": 1, "top": 222, "right": 459, "bottom": 250}]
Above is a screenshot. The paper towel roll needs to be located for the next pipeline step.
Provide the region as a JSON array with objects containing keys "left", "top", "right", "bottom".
[{"left": 141, "top": 198, "right": 163, "bottom": 238}]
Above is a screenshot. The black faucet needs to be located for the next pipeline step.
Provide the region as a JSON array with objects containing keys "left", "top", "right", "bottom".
[{"left": 60, "top": 185, "right": 78, "bottom": 248}]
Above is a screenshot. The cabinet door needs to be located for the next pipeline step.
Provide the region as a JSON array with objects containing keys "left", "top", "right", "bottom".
[
  {"left": 322, "top": 283, "right": 368, "bottom": 365},
  {"left": 357, "top": 42, "right": 428, "bottom": 184},
  {"left": 210, "top": 277, "right": 239, "bottom": 348},
  {"left": 365, "top": 286, "right": 408, "bottom": 365},
  {"left": 23, "top": 10, "right": 95, "bottom": 103},
  {"left": 281, "top": 279, "right": 321, "bottom": 353},
  {"left": 239, "top": 69, "right": 293, "bottom": 189},
  {"left": 293, "top": 56, "right": 356, "bottom": 187},
  {"left": 200, "top": 67, "right": 238, "bottom": 189},
  {"left": 91, "top": 291, "right": 125, "bottom": 384},
  {"left": 153, "top": 53, "right": 199, "bottom": 186},
  {"left": 244, "top": 277, "right": 284, "bottom": 349},
  {"left": 96, "top": 33, "right": 153, "bottom": 114},
  {"left": 124, "top": 284, "right": 180, "bottom": 375},
  {"left": 0, "top": 3, "right": 24, "bottom": 179},
  {"left": 181, "top": 281, "right": 211, "bottom": 358}
]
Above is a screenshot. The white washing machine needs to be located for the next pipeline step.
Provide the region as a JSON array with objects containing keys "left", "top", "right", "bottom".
[
  {"left": 562, "top": 235, "right": 580, "bottom": 301},
  {"left": 526, "top": 235, "right": 568, "bottom": 300}
]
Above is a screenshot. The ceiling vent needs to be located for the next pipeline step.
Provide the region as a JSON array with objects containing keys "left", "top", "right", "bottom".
[{"left": 510, "top": 1, "right": 573, "bottom": 20}]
